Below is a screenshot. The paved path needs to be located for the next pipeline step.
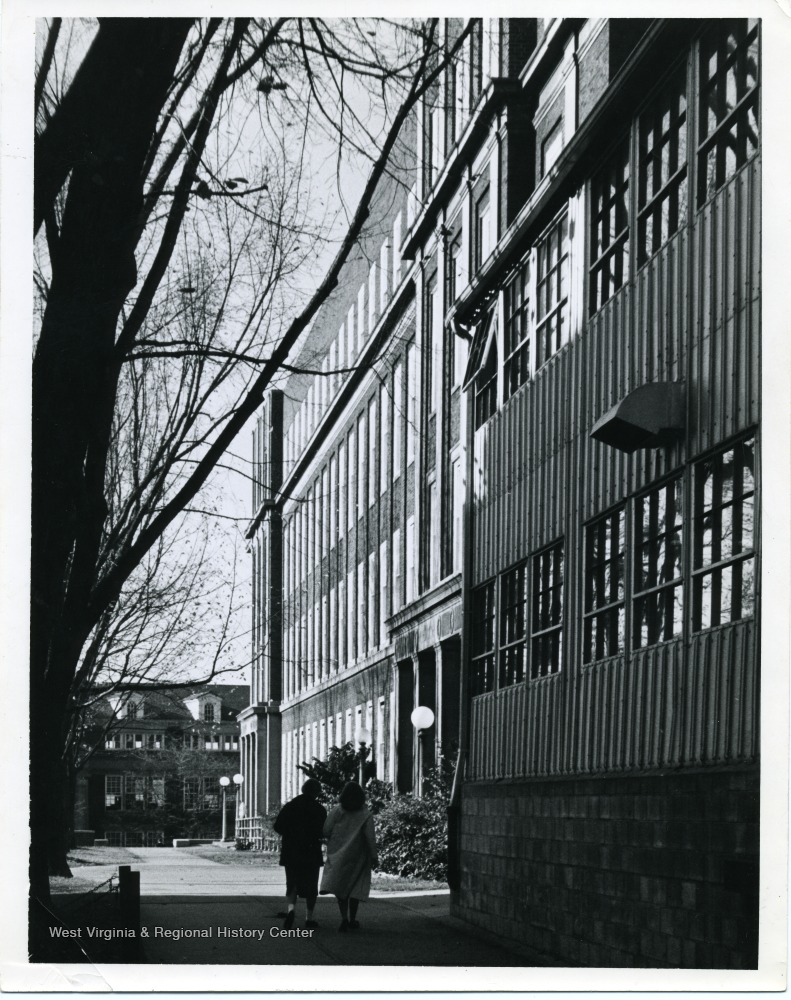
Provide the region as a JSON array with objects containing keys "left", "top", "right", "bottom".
[{"left": 104, "top": 849, "right": 544, "bottom": 967}]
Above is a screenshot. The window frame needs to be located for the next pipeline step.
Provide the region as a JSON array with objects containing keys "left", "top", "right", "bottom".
[
  {"left": 589, "top": 138, "right": 631, "bottom": 316},
  {"left": 583, "top": 505, "right": 627, "bottom": 665},
  {"left": 692, "top": 435, "right": 756, "bottom": 632},
  {"left": 469, "top": 538, "right": 566, "bottom": 697},
  {"left": 632, "top": 475, "right": 685, "bottom": 650},
  {"left": 530, "top": 540, "right": 565, "bottom": 679},
  {"left": 473, "top": 306, "right": 498, "bottom": 430},
  {"left": 499, "top": 562, "right": 528, "bottom": 688},
  {"left": 582, "top": 438, "right": 757, "bottom": 668},
  {"left": 470, "top": 579, "right": 496, "bottom": 695},
  {"left": 637, "top": 66, "right": 689, "bottom": 267},
  {"left": 696, "top": 19, "right": 760, "bottom": 207}
]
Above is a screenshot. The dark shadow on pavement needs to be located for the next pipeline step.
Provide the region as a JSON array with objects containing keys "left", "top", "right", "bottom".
[{"left": 139, "top": 892, "right": 535, "bottom": 966}]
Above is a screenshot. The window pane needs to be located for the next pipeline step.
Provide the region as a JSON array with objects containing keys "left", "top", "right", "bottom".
[
  {"left": 698, "top": 20, "right": 760, "bottom": 206},
  {"left": 503, "top": 255, "right": 531, "bottom": 398},
  {"left": 499, "top": 564, "right": 527, "bottom": 687},
  {"left": 590, "top": 140, "right": 630, "bottom": 314},
  {"left": 530, "top": 542, "right": 563, "bottom": 678},
  {"left": 584, "top": 509, "right": 625, "bottom": 662},
  {"left": 693, "top": 436, "right": 756, "bottom": 630},
  {"left": 471, "top": 580, "right": 496, "bottom": 694}
]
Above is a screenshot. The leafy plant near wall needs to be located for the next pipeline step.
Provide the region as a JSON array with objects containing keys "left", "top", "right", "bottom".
[
  {"left": 297, "top": 742, "right": 390, "bottom": 811},
  {"left": 375, "top": 756, "right": 456, "bottom": 881},
  {"left": 298, "top": 743, "right": 457, "bottom": 881}
]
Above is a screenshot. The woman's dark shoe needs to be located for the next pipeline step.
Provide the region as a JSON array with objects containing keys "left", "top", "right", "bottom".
[
  {"left": 283, "top": 911, "right": 295, "bottom": 930},
  {"left": 349, "top": 920, "right": 360, "bottom": 930},
  {"left": 338, "top": 919, "right": 350, "bottom": 932},
  {"left": 305, "top": 919, "right": 319, "bottom": 929}
]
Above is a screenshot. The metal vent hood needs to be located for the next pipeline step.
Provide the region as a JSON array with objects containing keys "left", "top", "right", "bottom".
[{"left": 590, "top": 381, "right": 685, "bottom": 453}]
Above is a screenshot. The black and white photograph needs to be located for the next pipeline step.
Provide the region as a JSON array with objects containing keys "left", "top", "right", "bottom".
[{"left": 1, "top": 4, "right": 789, "bottom": 992}]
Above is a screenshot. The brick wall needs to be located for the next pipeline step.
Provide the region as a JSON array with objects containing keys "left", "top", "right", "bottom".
[
  {"left": 578, "top": 23, "right": 611, "bottom": 126},
  {"left": 452, "top": 768, "right": 759, "bottom": 968}
]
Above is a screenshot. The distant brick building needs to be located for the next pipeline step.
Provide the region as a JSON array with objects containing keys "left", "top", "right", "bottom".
[{"left": 73, "top": 683, "right": 248, "bottom": 847}]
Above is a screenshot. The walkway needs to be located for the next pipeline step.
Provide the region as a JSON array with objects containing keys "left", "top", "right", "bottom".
[{"left": 114, "top": 848, "right": 540, "bottom": 967}]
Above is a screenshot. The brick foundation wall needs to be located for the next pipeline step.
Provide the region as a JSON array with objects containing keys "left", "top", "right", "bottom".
[{"left": 452, "top": 768, "right": 759, "bottom": 968}]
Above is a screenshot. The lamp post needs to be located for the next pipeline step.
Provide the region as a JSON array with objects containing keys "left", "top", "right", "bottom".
[
  {"left": 233, "top": 773, "right": 244, "bottom": 837},
  {"left": 219, "top": 776, "right": 231, "bottom": 841},
  {"left": 410, "top": 706, "right": 435, "bottom": 797},
  {"left": 219, "top": 773, "right": 244, "bottom": 841},
  {"left": 354, "top": 727, "right": 372, "bottom": 785}
]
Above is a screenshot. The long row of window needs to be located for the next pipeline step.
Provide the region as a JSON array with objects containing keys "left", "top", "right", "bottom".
[
  {"left": 104, "top": 775, "right": 234, "bottom": 812},
  {"left": 103, "top": 732, "right": 239, "bottom": 752},
  {"left": 472, "top": 436, "right": 756, "bottom": 695},
  {"left": 282, "top": 328, "right": 466, "bottom": 695},
  {"left": 590, "top": 18, "right": 759, "bottom": 313},
  {"left": 472, "top": 19, "right": 760, "bottom": 429},
  {"left": 282, "top": 697, "right": 390, "bottom": 801}
]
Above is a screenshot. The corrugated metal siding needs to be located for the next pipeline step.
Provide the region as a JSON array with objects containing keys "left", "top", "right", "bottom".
[
  {"left": 471, "top": 620, "right": 757, "bottom": 778},
  {"left": 468, "top": 160, "right": 760, "bottom": 781},
  {"left": 691, "top": 158, "right": 760, "bottom": 456}
]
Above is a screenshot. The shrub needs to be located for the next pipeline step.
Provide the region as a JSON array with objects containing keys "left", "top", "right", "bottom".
[
  {"left": 374, "top": 755, "right": 457, "bottom": 881},
  {"left": 375, "top": 793, "right": 448, "bottom": 880}
]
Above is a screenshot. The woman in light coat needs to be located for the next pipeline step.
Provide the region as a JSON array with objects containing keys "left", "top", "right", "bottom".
[{"left": 319, "top": 781, "right": 378, "bottom": 931}]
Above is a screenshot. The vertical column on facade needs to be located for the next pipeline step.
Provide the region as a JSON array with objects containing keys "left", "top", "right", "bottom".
[
  {"left": 414, "top": 260, "right": 426, "bottom": 596},
  {"left": 396, "top": 658, "right": 415, "bottom": 793},
  {"left": 437, "top": 638, "right": 461, "bottom": 760},
  {"left": 240, "top": 734, "right": 248, "bottom": 817},
  {"left": 416, "top": 649, "right": 437, "bottom": 783},
  {"left": 269, "top": 512, "right": 282, "bottom": 703}
]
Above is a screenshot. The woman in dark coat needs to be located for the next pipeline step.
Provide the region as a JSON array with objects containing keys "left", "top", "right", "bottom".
[
  {"left": 273, "top": 778, "right": 327, "bottom": 929},
  {"left": 320, "top": 781, "right": 378, "bottom": 931}
]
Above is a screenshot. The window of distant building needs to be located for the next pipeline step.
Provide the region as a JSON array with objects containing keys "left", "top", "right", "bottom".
[
  {"left": 105, "top": 775, "right": 122, "bottom": 810},
  {"left": 203, "top": 703, "right": 215, "bottom": 723},
  {"left": 697, "top": 19, "right": 760, "bottom": 206}
]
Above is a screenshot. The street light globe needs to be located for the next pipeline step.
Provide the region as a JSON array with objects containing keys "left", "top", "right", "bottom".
[
  {"left": 233, "top": 773, "right": 244, "bottom": 785},
  {"left": 219, "top": 776, "right": 231, "bottom": 787},
  {"left": 411, "top": 706, "right": 435, "bottom": 731},
  {"left": 355, "top": 726, "right": 372, "bottom": 745}
]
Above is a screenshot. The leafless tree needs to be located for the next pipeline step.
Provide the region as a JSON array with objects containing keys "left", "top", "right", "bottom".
[{"left": 30, "top": 17, "right": 471, "bottom": 947}]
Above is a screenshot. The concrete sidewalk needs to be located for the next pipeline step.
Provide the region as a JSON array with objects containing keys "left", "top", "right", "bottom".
[{"left": 112, "top": 848, "right": 545, "bottom": 967}]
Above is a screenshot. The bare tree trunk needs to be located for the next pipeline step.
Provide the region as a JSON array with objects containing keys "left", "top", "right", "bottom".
[{"left": 30, "top": 20, "right": 191, "bottom": 947}]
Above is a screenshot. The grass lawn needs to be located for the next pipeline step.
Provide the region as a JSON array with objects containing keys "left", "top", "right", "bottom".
[{"left": 49, "top": 845, "right": 140, "bottom": 895}]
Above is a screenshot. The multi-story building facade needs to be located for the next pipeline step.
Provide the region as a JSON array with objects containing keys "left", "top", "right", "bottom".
[
  {"left": 244, "top": 18, "right": 761, "bottom": 967},
  {"left": 74, "top": 683, "right": 248, "bottom": 846}
]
